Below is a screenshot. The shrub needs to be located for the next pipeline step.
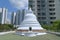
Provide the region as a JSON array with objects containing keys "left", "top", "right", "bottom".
[
  {"left": 42, "top": 20, "right": 60, "bottom": 32},
  {"left": 0, "top": 24, "right": 16, "bottom": 32}
]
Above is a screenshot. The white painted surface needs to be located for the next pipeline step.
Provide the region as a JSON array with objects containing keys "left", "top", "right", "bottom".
[
  {"left": 0, "top": 31, "right": 15, "bottom": 35},
  {"left": 16, "top": 31, "right": 47, "bottom": 37},
  {"left": 17, "top": 8, "right": 43, "bottom": 30},
  {"left": 16, "top": 8, "right": 46, "bottom": 37}
]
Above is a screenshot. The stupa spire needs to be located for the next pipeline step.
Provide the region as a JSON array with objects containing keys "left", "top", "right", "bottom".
[
  {"left": 26, "top": 8, "right": 33, "bottom": 14},
  {"left": 29, "top": 8, "right": 32, "bottom": 11}
]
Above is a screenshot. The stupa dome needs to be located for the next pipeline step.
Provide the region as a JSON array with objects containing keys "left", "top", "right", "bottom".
[
  {"left": 24, "top": 8, "right": 36, "bottom": 21},
  {"left": 17, "top": 8, "right": 43, "bottom": 29}
]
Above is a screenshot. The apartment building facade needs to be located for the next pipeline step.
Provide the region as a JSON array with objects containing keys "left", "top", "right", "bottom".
[
  {"left": 29, "top": 0, "right": 60, "bottom": 25},
  {"left": 0, "top": 8, "right": 7, "bottom": 24}
]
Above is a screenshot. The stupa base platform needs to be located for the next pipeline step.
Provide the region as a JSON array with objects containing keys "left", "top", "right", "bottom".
[
  {"left": 16, "top": 32, "right": 47, "bottom": 37},
  {"left": 16, "top": 29, "right": 47, "bottom": 37}
]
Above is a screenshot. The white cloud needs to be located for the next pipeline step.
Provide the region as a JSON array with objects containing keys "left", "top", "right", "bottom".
[{"left": 9, "top": 0, "right": 28, "bottom": 10}]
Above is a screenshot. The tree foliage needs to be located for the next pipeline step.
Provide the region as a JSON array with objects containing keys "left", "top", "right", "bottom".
[
  {"left": 42, "top": 20, "right": 60, "bottom": 32},
  {"left": 0, "top": 24, "right": 16, "bottom": 32}
]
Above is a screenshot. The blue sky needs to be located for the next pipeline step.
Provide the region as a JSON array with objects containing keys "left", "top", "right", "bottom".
[
  {"left": 0, "top": 0, "right": 28, "bottom": 19},
  {"left": 0, "top": 0, "right": 17, "bottom": 12}
]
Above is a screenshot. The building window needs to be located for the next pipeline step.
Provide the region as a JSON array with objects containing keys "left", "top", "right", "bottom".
[
  {"left": 37, "top": 9, "right": 40, "bottom": 11},
  {"left": 29, "top": 1, "right": 34, "bottom": 3},
  {"left": 42, "top": 21, "right": 47, "bottom": 24},
  {"left": 50, "top": 17, "right": 56, "bottom": 19},
  {"left": 38, "top": 17, "right": 46, "bottom": 20},
  {"left": 37, "top": 1, "right": 40, "bottom": 3},
  {"left": 41, "top": 5, "right": 45, "bottom": 7},
  {"left": 38, "top": 17, "right": 41, "bottom": 21},
  {"left": 41, "top": 8, "right": 46, "bottom": 10},
  {"left": 50, "top": 21, "right": 53, "bottom": 24},
  {"left": 37, "top": 5, "right": 40, "bottom": 7},
  {"left": 49, "top": 4, "right": 55, "bottom": 7},
  {"left": 29, "top": 5, "right": 33, "bottom": 8},
  {"left": 42, "top": 17, "right": 46, "bottom": 20},
  {"left": 38, "top": 13, "right": 41, "bottom": 15},
  {"left": 42, "top": 13, "right": 46, "bottom": 16},
  {"left": 37, "top": 7, "right": 40, "bottom": 9},
  {"left": 41, "top": 1, "right": 45, "bottom": 3},
  {"left": 49, "top": 12, "right": 55, "bottom": 15},
  {"left": 49, "top": 0, "right": 54, "bottom": 3},
  {"left": 38, "top": 17, "right": 41, "bottom": 19},
  {"left": 49, "top": 8, "right": 55, "bottom": 11},
  {"left": 29, "top": 1, "right": 32, "bottom": 2}
]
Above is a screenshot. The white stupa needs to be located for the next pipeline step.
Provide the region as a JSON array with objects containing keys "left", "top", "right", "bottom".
[{"left": 16, "top": 8, "right": 46, "bottom": 37}]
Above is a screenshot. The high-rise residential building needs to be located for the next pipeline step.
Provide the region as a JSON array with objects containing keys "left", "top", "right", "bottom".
[
  {"left": 29, "top": 0, "right": 60, "bottom": 25},
  {"left": 0, "top": 8, "right": 7, "bottom": 24},
  {"left": 11, "top": 12, "right": 16, "bottom": 25},
  {"left": 14, "top": 9, "right": 25, "bottom": 25},
  {"left": 6, "top": 18, "right": 11, "bottom": 24}
]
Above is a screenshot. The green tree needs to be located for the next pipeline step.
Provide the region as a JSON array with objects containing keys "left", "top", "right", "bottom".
[
  {"left": 52, "top": 20, "right": 60, "bottom": 32},
  {"left": 0, "top": 24, "right": 16, "bottom": 32}
]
